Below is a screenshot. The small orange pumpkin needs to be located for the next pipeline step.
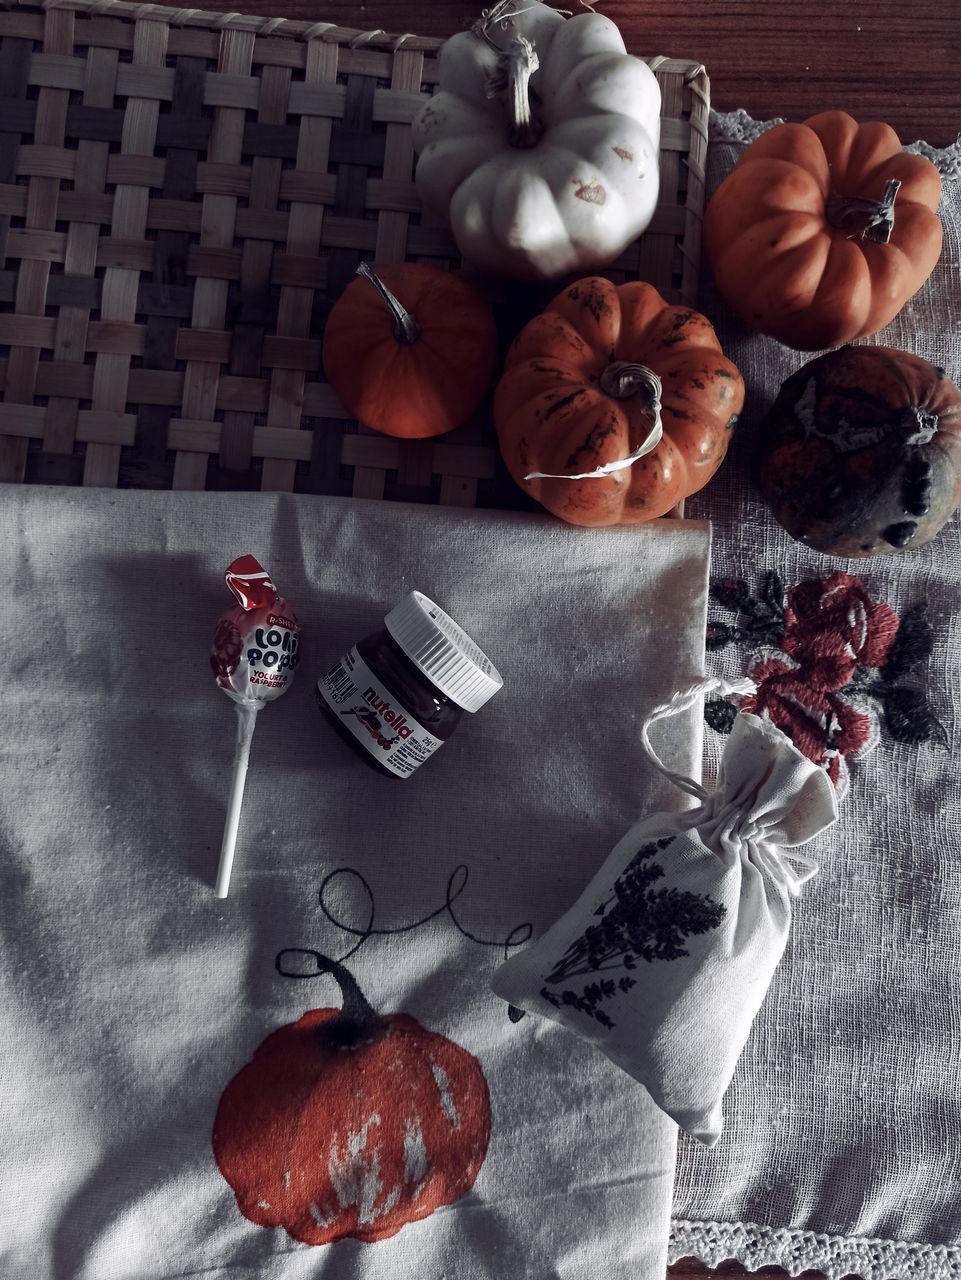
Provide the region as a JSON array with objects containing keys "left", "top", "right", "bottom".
[
  {"left": 704, "top": 111, "right": 943, "bottom": 351},
  {"left": 322, "top": 262, "right": 497, "bottom": 439},
  {"left": 494, "top": 276, "right": 745, "bottom": 526}
]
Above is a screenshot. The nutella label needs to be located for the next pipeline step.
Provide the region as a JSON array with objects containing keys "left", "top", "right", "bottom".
[{"left": 317, "top": 646, "right": 444, "bottom": 778}]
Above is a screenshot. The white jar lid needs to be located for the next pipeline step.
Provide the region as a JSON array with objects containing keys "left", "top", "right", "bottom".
[{"left": 384, "top": 591, "right": 503, "bottom": 713}]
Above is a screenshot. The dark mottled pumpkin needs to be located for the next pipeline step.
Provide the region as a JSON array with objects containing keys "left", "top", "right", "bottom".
[{"left": 758, "top": 346, "right": 961, "bottom": 556}]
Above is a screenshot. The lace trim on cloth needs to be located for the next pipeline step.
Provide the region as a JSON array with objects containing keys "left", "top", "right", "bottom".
[
  {"left": 669, "top": 1218, "right": 961, "bottom": 1280},
  {"left": 709, "top": 108, "right": 961, "bottom": 178}
]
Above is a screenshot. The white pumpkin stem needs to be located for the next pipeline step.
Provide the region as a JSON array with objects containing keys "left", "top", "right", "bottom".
[
  {"left": 355, "top": 261, "right": 420, "bottom": 344},
  {"left": 485, "top": 34, "right": 542, "bottom": 149},
  {"left": 825, "top": 178, "right": 901, "bottom": 244},
  {"left": 524, "top": 364, "right": 664, "bottom": 481},
  {"left": 473, "top": 0, "right": 517, "bottom": 45},
  {"left": 473, "top": 1, "right": 549, "bottom": 47}
]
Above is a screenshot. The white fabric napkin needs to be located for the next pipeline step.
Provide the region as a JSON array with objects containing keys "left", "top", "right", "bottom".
[
  {"left": 0, "top": 484, "right": 709, "bottom": 1280},
  {"left": 492, "top": 686, "right": 837, "bottom": 1146}
]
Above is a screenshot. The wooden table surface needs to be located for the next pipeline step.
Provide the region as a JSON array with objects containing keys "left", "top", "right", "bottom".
[
  {"left": 168, "top": 0, "right": 960, "bottom": 147},
  {"left": 143, "top": 0, "right": 954, "bottom": 1274}
]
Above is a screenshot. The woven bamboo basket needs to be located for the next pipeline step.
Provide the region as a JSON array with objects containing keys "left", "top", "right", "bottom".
[{"left": 0, "top": 0, "right": 710, "bottom": 506}]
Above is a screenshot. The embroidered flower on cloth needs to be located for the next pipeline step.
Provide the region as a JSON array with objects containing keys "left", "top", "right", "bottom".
[
  {"left": 781, "top": 574, "right": 899, "bottom": 687},
  {"left": 706, "top": 571, "right": 945, "bottom": 794}
]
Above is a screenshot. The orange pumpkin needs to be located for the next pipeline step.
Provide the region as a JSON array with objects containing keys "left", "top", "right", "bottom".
[
  {"left": 703, "top": 111, "right": 943, "bottom": 351},
  {"left": 494, "top": 276, "right": 745, "bottom": 526},
  {"left": 322, "top": 262, "right": 497, "bottom": 439}
]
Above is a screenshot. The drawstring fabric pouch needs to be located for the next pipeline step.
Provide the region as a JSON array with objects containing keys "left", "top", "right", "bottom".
[{"left": 491, "top": 677, "right": 839, "bottom": 1147}]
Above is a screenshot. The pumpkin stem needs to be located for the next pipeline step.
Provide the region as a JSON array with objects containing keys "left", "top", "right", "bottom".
[
  {"left": 599, "top": 361, "right": 661, "bottom": 405},
  {"left": 485, "top": 34, "right": 542, "bottom": 148},
  {"left": 472, "top": 0, "right": 519, "bottom": 47},
  {"left": 825, "top": 178, "right": 902, "bottom": 244},
  {"left": 355, "top": 261, "right": 420, "bottom": 345},
  {"left": 524, "top": 364, "right": 663, "bottom": 482},
  {"left": 275, "top": 949, "right": 378, "bottom": 1045}
]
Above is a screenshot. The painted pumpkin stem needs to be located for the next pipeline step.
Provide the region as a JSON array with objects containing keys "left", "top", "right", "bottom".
[
  {"left": 355, "top": 261, "right": 420, "bottom": 345},
  {"left": 485, "top": 34, "right": 542, "bottom": 148},
  {"left": 825, "top": 178, "right": 902, "bottom": 244},
  {"left": 275, "top": 949, "right": 378, "bottom": 1045}
]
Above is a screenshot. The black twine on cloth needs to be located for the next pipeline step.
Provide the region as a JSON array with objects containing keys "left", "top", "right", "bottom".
[{"left": 276, "top": 866, "right": 533, "bottom": 1022}]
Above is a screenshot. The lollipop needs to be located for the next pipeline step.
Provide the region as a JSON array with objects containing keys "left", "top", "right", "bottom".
[{"left": 210, "top": 555, "right": 300, "bottom": 897}]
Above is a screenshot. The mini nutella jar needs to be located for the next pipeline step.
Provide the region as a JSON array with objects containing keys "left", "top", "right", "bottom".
[{"left": 316, "top": 591, "right": 503, "bottom": 779}]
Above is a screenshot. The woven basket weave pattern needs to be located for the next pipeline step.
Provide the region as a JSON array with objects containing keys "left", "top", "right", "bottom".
[{"left": 0, "top": 0, "right": 709, "bottom": 502}]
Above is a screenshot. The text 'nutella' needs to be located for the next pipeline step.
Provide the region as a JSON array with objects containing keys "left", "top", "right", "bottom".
[{"left": 316, "top": 591, "right": 502, "bottom": 778}]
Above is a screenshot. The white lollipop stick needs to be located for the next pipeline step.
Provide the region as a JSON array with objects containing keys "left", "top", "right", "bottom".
[{"left": 215, "top": 700, "right": 262, "bottom": 899}]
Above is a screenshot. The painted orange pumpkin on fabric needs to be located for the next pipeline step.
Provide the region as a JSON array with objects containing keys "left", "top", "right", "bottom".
[
  {"left": 703, "top": 110, "right": 943, "bottom": 351},
  {"left": 212, "top": 954, "right": 490, "bottom": 1245},
  {"left": 494, "top": 276, "right": 745, "bottom": 526},
  {"left": 322, "top": 262, "right": 498, "bottom": 439}
]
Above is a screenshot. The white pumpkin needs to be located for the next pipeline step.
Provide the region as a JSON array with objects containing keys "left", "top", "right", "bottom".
[{"left": 411, "top": 0, "right": 661, "bottom": 283}]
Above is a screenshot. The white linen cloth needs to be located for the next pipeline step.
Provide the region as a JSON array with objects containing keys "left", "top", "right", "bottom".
[
  {"left": 0, "top": 486, "right": 710, "bottom": 1280},
  {"left": 492, "top": 696, "right": 837, "bottom": 1147},
  {"left": 665, "top": 113, "right": 961, "bottom": 1280}
]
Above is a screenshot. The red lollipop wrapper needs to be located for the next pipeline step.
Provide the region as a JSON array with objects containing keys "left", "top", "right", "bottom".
[
  {"left": 211, "top": 556, "right": 300, "bottom": 706},
  {"left": 210, "top": 556, "right": 300, "bottom": 898}
]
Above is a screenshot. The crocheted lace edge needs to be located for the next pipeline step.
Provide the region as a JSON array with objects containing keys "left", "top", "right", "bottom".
[
  {"left": 709, "top": 107, "right": 961, "bottom": 178},
  {"left": 669, "top": 1218, "right": 961, "bottom": 1280}
]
